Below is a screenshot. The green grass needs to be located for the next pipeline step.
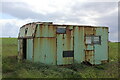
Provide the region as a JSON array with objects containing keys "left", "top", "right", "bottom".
[
  {"left": 109, "top": 42, "right": 119, "bottom": 61},
  {"left": 2, "top": 38, "right": 119, "bottom": 78},
  {"left": 2, "top": 38, "right": 18, "bottom": 57}
]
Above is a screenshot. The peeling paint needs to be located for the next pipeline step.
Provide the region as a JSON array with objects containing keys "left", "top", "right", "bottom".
[{"left": 18, "top": 22, "right": 109, "bottom": 65}]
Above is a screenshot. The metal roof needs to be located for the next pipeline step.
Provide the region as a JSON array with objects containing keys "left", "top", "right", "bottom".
[{"left": 20, "top": 22, "right": 108, "bottom": 28}]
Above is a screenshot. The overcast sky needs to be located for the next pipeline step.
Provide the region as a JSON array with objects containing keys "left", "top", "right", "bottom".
[{"left": 0, "top": 0, "right": 119, "bottom": 42}]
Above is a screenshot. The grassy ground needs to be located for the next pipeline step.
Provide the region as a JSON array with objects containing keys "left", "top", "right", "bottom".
[{"left": 2, "top": 38, "right": 119, "bottom": 78}]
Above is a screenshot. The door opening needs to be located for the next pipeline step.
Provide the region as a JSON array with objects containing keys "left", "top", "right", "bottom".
[{"left": 23, "top": 39, "right": 27, "bottom": 59}]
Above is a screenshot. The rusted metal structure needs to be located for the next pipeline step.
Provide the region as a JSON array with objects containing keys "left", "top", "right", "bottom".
[{"left": 18, "top": 22, "right": 109, "bottom": 65}]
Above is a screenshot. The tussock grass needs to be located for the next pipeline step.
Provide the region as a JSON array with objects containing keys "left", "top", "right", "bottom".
[{"left": 2, "top": 38, "right": 119, "bottom": 78}]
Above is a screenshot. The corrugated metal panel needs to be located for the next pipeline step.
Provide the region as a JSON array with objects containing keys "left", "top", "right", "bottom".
[
  {"left": 33, "top": 24, "right": 56, "bottom": 65},
  {"left": 63, "top": 27, "right": 74, "bottom": 65},
  {"left": 57, "top": 26, "right": 74, "bottom": 65},
  {"left": 84, "top": 27, "right": 95, "bottom": 64},
  {"left": 85, "top": 45, "right": 94, "bottom": 50},
  {"left": 18, "top": 22, "right": 109, "bottom": 65},
  {"left": 84, "top": 27, "right": 94, "bottom": 35},
  {"left": 26, "top": 39, "right": 33, "bottom": 61},
  {"left": 94, "top": 27, "right": 108, "bottom": 64},
  {"left": 18, "top": 39, "right": 23, "bottom": 60},
  {"left": 33, "top": 37, "right": 56, "bottom": 65},
  {"left": 57, "top": 34, "right": 64, "bottom": 65},
  {"left": 35, "top": 24, "right": 56, "bottom": 37},
  {"left": 64, "top": 27, "right": 73, "bottom": 50},
  {"left": 26, "top": 24, "right": 36, "bottom": 37},
  {"left": 85, "top": 50, "right": 94, "bottom": 64},
  {"left": 19, "top": 24, "right": 36, "bottom": 38},
  {"left": 19, "top": 27, "right": 26, "bottom": 37},
  {"left": 74, "top": 26, "right": 85, "bottom": 63}
]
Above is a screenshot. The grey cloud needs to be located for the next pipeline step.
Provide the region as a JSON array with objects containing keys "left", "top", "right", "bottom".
[
  {"left": 66, "top": 2, "right": 118, "bottom": 42},
  {"left": 1, "top": 2, "right": 118, "bottom": 42},
  {"left": 2, "top": 2, "right": 67, "bottom": 21},
  {"left": 65, "top": 2, "right": 118, "bottom": 24},
  {"left": 2, "top": 22, "right": 19, "bottom": 37},
  {"left": 71, "top": 2, "right": 117, "bottom": 14},
  {"left": 2, "top": 2, "right": 118, "bottom": 22},
  {"left": 2, "top": 2, "right": 45, "bottom": 20},
  {"left": 96, "top": 12, "right": 117, "bottom": 27},
  {"left": 97, "top": 14, "right": 118, "bottom": 42}
]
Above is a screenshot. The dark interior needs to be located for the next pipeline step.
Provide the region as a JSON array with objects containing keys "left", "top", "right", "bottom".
[
  {"left": 63, "top": 51, "right": 74, "bottom": 57},
  {"left": 23, "top": 39, "right": 27, "bottom": 59}
]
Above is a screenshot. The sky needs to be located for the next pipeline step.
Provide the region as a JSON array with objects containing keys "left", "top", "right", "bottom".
[{"left": 0, "top": 0, "right": 119, "bottom": 42}]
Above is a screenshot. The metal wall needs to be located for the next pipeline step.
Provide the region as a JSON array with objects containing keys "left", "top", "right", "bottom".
[
  {"left": 73, "top": 26, "right": 108, "bottom": 65},
  {"left": 26, "top": 39, "right": 33, "bottom": 61},
  {"left": 18, "top": 39, "right": 23, "bottom": 60},
  {"left": 33, "top": 24, "right": 56, "bottom": 65},
  {"left": 57, "top": 26, "right": 74, "bottom": 65},
  {"left": 18, "top": 23, "right": 108, "bottom": 65},
  {"left": 84, "top": 27, "right": 95, "bottom": 64},
  {"left": 19, "top": 23, "right": 36, "bottom": 38},
  {"left": 94, "top": 27, "right": 108, "bottom": 64},
  {"left": 74, "top": 26, "right": 85, "bottom": 63}
]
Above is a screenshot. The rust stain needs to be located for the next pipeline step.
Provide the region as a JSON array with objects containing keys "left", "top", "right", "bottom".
[
  {"left": 85, "top": 45, "right": 87, "bottom": 50},
  {"left": 93, "top": 28, "right": 96, "bottom": 35},
  {"left": 66, "top": 28, "right": 71, "bottom": 50},
  {"left": 85, "top": 50, "right": 94, "bottom": 62},
  {"left": 78, "top": 27, "right": 81, "bottom": 31},
  {"left": 85, "top": 27, "right": 93, "bottom": 35},
  {"left": 66, "top": 26, "right": 73, "bottom": 50},
  {"left": 40, "top": 24, "right": 43, "bottom": 37},
  {"left": 19, "top": 22, "right": 108, "bottom": 65}
]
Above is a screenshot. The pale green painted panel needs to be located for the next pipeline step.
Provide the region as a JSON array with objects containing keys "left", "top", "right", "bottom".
[
  {"left": 79, "top": 27, "right": 85, "bottom": 63},
  {"left": 94, "top": 28, "right": 108, "bottom": 64},
  {"left": 57, "top": 34, "right": 64, "bottom": 65},
  {"left": 74, "top": 27, "right": 85, "bottom": 63},
  {"left": 48, "top": 25, "right": 56, "bottom": 37},
  {"left": 57, "top": 26, "right": 74, "bottom": 65},
  {"left": 33, "top": 38, "right": 42, "bottom": 62},
  {"left": 43, "top": 38, "right": 56, "bottom": 65},
  {"left": 36, "top": 24, "right": 56, "bottom": 37},
  {"left": 27, "top": 39, "right": 33, "bottom": 61},
  {"left": 33, "top": 38, "right": 56, "bottom": 65},
  {"left": 85, "top": 45, "right": 94, "bottom": 50}
]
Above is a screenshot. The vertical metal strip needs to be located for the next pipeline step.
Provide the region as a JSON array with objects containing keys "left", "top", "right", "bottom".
[
  {"left": 108, "top": 29, "right": 109, "bottom": 62},
  {"left": 73, "top": 26, "right": 74, "bottom": 63},
  {"left": 32, "top": 23, "right": 38, "bottom": 62},
  {"left": 55, "top": 26, "right": 57, "bottom": 65},
  {"left": 93, "top": 28, "right": 95, "bottom": 65}
]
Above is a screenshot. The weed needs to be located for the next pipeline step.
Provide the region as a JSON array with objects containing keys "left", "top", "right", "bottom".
[{"left": 2, "top": 38, "right": 119, "bottom": 78}]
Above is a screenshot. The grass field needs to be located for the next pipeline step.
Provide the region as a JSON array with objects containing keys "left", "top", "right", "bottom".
[{"left": 2, "top": 38, "right": 119, "bottom": 78}]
